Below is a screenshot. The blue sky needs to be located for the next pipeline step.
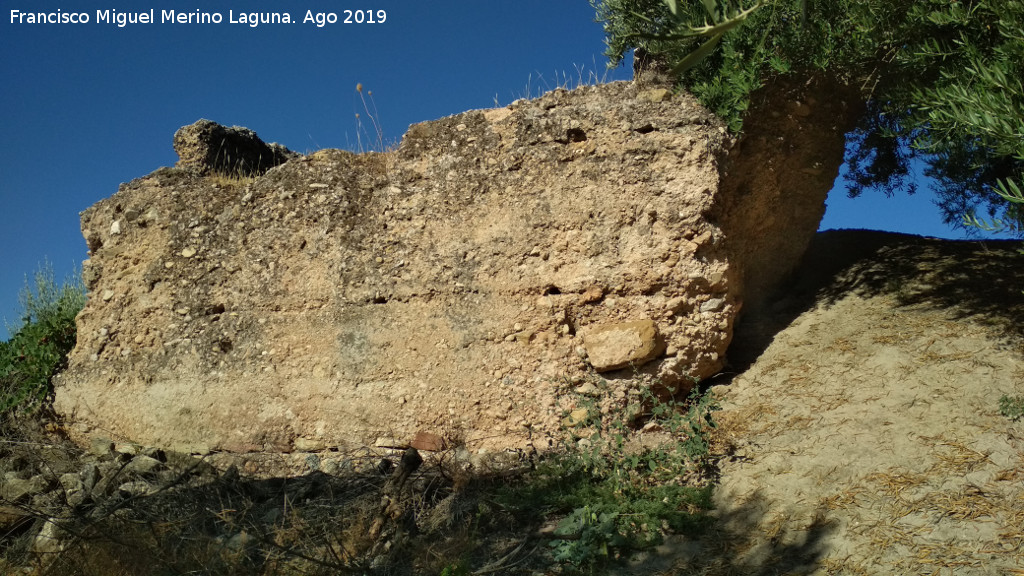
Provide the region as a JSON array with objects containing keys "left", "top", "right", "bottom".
[{"left": 0, "top": 1, "right": 1010, "bottom": 340}]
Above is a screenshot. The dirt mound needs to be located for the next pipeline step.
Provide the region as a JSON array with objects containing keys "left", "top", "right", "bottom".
[{"left": 671, "top": 230, "right": 1024, "bottom": 574}]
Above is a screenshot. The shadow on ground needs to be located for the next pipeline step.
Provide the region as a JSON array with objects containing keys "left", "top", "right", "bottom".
[
  {"left": 622, "top": 489, "right": 838, "bottom": 576},
  {"left": 3, "top": 420, "right": 837, "bottom": 576},
  {"left": 728, "top": 229, "right": 1024, "bottom": 371}
]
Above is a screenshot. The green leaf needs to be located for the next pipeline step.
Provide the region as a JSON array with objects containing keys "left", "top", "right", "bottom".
[
  {"left": 667, "top": 31, "right": 724, "bottom": 75},
  {"left": 699, "top": 0, "right": 718, "bottom": 19},
  {"left": 995, "top": 178, "right": 1024, "bottom": 204}
]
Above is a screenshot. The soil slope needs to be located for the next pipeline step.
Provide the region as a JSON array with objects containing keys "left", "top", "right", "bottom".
[{"left": 671, "top": 230, "right": 1024, "bottom": 574}]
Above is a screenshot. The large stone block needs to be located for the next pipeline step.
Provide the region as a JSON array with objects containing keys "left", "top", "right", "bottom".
[
  {"left": 582, "top": 320, "right": 666, "bottom": 372},
  {"left": 55, "top": 81, "right": 847, "bottom": 457},
  {"left": 173, "top": 119, "right": 298, "bottom": 177}
]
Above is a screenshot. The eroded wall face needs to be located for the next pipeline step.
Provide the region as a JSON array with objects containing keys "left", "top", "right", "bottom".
[
  {"left": 715, "top": 76, "right": 864, "bottom": 311},
  {"left": 56, "top": 82, "right": 820, "bottom": 455}
]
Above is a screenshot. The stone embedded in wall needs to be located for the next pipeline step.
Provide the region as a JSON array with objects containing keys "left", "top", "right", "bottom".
[
  {"left": 55, "top": 80, "right": 839, "bottom": 458},
  {"left": 410, "top": 431, "right": 445, "bottom": 452},
  {"left": 582, "top": 320, "right": 666, "bottom": 372}
]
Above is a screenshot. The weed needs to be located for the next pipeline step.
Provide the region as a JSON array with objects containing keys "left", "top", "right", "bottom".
[
  {"left": 998, "top": 395, "right": 1024, "bottom": 421},
  {"left": 495, "top": 374, "right": 719, "bottom": 569},
  {"left": 347, "top": 83, "right": 398, "bottom": 179},
  {"left": 438, "top": 560, "right": 471, "bottom": 576},
  {"left": 503, "top": 59, "right": 615, "bottom": 105},
  {"left": 1, "top": 261, "right": 85, "bottom": 415},
  {"left": 354, "top": 83, "right": 386, "bottom": 154},
  {"left": 208, "top": 167, "right": 256, "bottom": 188}
]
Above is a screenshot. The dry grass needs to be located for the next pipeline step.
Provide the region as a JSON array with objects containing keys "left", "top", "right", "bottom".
[
  {"left": 914, "top": 349, "right": 977, "bottom": 364},
  {"left": 820, "top": 557, "right": 874, "bottom": 575},
  {"left": 823, "top": 449, "right": 1024, "bottom": 572},
  {"left": 355, "top": 149, "right": 398, "bottom": 179},
  {"left": 922, "top": 485, "right": 999, "bottom": 520},
  {"left": 713, "top": 401, "right": 778, "bottom": 437},
  {"left": 829, "top": 337, "right": 856, "bottom": 354},
  {"left": 209, "top": 172, "right": 256, "bottom": 188},
  {"left": 782, "top": 414, "right": 818, "bottom": 431},
  {"left": 818, "top": 489, "right": 863, "bottom": 512},
  {"left": 870, "top": 332, "right": 911, "bottom": 346},
  {"left": 860, "top": 519, "right": 918, "bottom": 552},
  {"left": 926, "top": 438, "right": 993, "bottom": 475}
]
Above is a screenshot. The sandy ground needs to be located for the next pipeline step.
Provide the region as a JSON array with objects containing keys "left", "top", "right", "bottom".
[{"left": 659, "top": 230, "right": 1024, "bottom": 575}]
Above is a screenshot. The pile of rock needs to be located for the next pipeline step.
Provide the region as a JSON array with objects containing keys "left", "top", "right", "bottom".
[
  {"left": 0, "top": 428, "right": 525, "bottom": 573},
  {"left": 0, "top": 436, "right": 217, "bottom": 563}
]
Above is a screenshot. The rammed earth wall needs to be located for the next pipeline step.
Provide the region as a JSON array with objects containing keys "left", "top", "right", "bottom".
[{"left": 55, "top": 80, "right": 853, "bottom": 457}]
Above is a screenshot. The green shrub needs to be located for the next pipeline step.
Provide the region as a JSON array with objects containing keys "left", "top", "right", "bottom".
[
  {"left": 438, "top": 562, "right": 471, "bottom": 576},
  {"left": 1, "top": 262, "right": 86, "bottom": 415},
  {"left": 998, "top": 395, "right": 1024, "bottom": 421},
  {"left": 496, "top": 376, "right": 718, "bottom": 569}
]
